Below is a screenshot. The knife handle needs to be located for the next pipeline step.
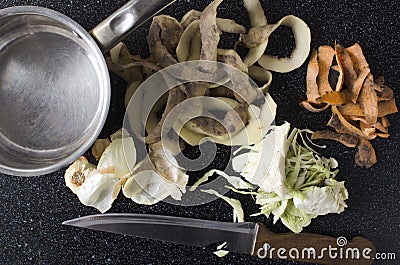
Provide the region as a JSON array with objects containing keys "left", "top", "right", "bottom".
[{"left": 253, "top": 223, "right": 376, "bottom": 265}]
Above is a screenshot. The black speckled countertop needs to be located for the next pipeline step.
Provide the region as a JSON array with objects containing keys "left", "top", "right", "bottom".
[{"left": 0, "top": 0, "right": 399, "bottom": 264}]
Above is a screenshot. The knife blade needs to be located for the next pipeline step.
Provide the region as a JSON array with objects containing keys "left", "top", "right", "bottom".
[
  {"left": 63, "top": 213, "right": 375, "bottom": 265},
  {"left": 63, "top": 213, "right": 258, "bottom": 255}
]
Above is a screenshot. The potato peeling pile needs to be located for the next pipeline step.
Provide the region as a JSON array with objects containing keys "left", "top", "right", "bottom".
[
  {"left": 301, "top": 43, "right": 398, "bottom": 168},
  {"left": 109, "top": 0, "right": 310, "bottom": 148}
]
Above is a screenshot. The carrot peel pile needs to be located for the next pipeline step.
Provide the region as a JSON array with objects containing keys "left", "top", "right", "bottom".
[{"left": 301, "top": 43, "right": 398, "bottom": 168}]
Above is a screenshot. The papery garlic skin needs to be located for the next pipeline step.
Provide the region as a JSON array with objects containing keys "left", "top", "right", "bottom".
[
  {"left": 92, "top": 138, "right": 111, "bottom": 161},
  {"left": 65, "top": 156, "right": 96, "bottom": 194},
  {"left": 64, "top": 129, "right": 137, "bottom": 213},
  {"left": 75, "top": 170, "right": 122, "bottom": 213},
  {"left": 123, "top": 169, "right": 184, "bottom": 205},
  {"left": 97, "top": 137, "right": 136, "bottom": 178},
  {"left": 122, "top": 143, "right": 189, "bottom": 205}
]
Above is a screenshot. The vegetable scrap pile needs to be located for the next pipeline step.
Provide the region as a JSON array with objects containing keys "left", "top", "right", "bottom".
[
  {"left": 63, "top": 0, "right": 397, "bottom": 236},
  {"left": 107, "top": 0, "right": 311, "bottom": 148},
  {"left": 65, "top": 128, "right": 189, "bottom": 212},
  {"left": 64, "top": 0, "right": 313, "bottom": 214},
  {"left": 301, "top": 43, "right": 398, "bottom": 168},
  {"left": 65, "top": 130, "right": 137, "bottom": 213},
  {"left": 230, "top": 123, "right": 348, "bottom": 233}
]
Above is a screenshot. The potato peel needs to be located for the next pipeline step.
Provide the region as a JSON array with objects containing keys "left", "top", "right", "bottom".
[
  {"left": 240, "top": 24, "right": 277, "bottom": 48},
  {"left": 147, "top": 17, "right": 178, "bottom": 68},
  {"left": 188, "top": 30, "right": 201, "bottom": 61},
  {"left": 153, "top": 15, "right": 183, "bottom": 56},
  {"left": 243, "top": 0, "right": 267, "bottom": 26},
  {"left": 145, "top": 85, "right": 187, "bottom": 145},
  {"left": 217, "top": 49, "right": 248, "bottom": 74},
  {"left": 180, "top": 9, "right": 246, "bottom": 33},
  {"left": 258, "top": 15, "right": 311, "bottom": 73},
  {"left": 248, "top": 65, "right": 273, "bottom": 93},
  {"left": 176, "top": 20, "right": 200, "bottom": 62},
  {"left": 242, "top": 0, "right": 268, "bottom": 66},
  {"left": 199, "top": 0, "right": 223, "bottom": 73}
]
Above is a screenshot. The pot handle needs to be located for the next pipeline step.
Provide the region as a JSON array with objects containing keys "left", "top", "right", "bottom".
[{"left": 91, "top": 0, "right": 176, "bottom": 53}]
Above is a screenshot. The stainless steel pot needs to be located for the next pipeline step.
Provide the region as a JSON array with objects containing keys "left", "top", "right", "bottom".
[{"left": 0, "top": 0, "right": 174, "bottom": 176}]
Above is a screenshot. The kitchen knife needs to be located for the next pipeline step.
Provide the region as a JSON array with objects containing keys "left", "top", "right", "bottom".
[{"left": 63, "top": 213, "right": 375, "bottom": 264}]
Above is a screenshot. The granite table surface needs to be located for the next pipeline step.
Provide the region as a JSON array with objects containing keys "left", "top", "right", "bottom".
[{"left": 0, "top": 0, "right": 399, "bottom": 264}]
